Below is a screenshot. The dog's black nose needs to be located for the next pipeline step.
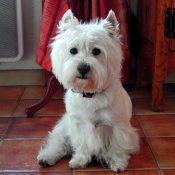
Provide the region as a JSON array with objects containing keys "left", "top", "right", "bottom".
[{"left": 77, "top": 63, "right": 90, "bottom": 75}]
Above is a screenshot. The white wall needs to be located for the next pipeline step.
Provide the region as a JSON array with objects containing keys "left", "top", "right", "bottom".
[{"left": 0, "top": 0, "right": 42, "bottom": 70}]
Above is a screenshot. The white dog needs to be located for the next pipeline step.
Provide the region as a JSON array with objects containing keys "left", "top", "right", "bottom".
[{"left": 37, "top": 9, "right": 139, "bottom": 172}]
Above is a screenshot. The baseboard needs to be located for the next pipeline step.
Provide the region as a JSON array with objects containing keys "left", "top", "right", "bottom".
[{"left": 0, "top": 70, "right": 45, "bottom": 86}]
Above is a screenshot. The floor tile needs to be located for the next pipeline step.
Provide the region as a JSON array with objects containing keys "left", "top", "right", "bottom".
[
  {"left": 1, "top": 172, "right": 72, "bottom": 175},
  {"left": 148, "top": 138, "right": 175, "bottom": 168},
  {"left": 14, "top": 99, "right": 65, "bottom": 117},
  {"left": 0, "top": 140, "right": 42, "bottom": 171},
  {"left": 161, "top": 169, "right": 175, "bottom": 175},
  {"left": 127, "top": 138, "right": 157, "bottom": 169},
  {"left": 22, "top": 85, "right": 64, "bottom": 100},
  {"left": 125, "top": 84, "right": 175, "bottom": 98},
  {"left": 165, "top": 98, "right": 175, "bottom": 113},
  {"left": 124, "top": 84, "right": 151, "bottom": 98},
  {"left": 4, "top": 116, "right": 59, "bottom": 139},
  {"left": 0, "top": 140, "right": 71, "bottom": 172},
  {"left": 130, "top": 115, "right": 144, "bottom": 137},
  {"left": 73, "top": 170, "right": 160, "bottom": 175},
  {"left": 132, "top": 98, "right": 175, "bottom": 115},
  {"left": 1, "top": 171, "right": 72, "bottom": 175},
  {"left": 0, "top": 86, "right": 25, "bottom": 99},
  {"left": 0, "top": 118, "right": 11, "bottom": 138},
  {"left": 138, "top": 114, "right": 175, "bottom": 137},
  {"left": 0, "top": 100, "right": 19, "bottom": 117},
  {"left": 132, "top": 98, "right": 152, "bottom": 115}
]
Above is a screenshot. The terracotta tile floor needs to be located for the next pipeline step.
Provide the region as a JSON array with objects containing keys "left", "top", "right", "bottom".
[{"left": 0, "top": 84, "right": 175, "bottom": 175}]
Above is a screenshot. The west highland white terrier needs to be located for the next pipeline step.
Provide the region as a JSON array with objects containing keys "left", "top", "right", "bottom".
[{"left": 37, "top": 9, "right": 139, "bottom": 172}]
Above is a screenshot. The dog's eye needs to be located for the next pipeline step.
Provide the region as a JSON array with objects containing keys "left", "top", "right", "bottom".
[
  {"left": 70, "top": 48, "right": 78, "bottom": 55},
  {"left": 92, "top": 48, "right": 101, "bottom": 56}
]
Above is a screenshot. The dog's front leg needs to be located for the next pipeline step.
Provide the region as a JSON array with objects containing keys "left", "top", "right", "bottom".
[
  {"left": 37, "top": 115, "right": 70, "bottom": 167},
  {"left": 68, "top": 120, "right": 93, "bottom": 169},
  {"left": 69, "top": 148, "right": 92, "bottom": 168},
  {"left": 106, "top": 149, "right": 130, "bottom": 172}
]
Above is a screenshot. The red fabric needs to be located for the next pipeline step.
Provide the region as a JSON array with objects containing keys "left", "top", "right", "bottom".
[
  {"left": 99, "top": 0, "right": 107, "bottom": 18},
  {"left": 84, "top": 0, "right": 91, "bottom": 22},
  {"left": 91, "top": 0, "right": 99, "bottom": 19},
  {"left": 77, "top": 0, "right": 85, "bottom": 21},
  {"left": 106, "top": 0, "right": 131, "bottom": 82},
  {"left": 36, "top": 0, "right": 68, "bottom": 72}
]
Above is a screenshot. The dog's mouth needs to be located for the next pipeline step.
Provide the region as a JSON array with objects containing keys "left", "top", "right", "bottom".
[
  {"left": 77, "top": 75, "right": 88, "bottom": 80},
  {"left": 74, "top": 75, "right": 97, "bottom": 93}
]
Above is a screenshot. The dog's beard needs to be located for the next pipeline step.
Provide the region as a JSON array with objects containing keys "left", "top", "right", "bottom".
[
  {"left": 73, "top": 77, "right": 97, "bottom": 92},
  {"left": 61, "top": 72, "right": 109, "bottom": 93}
]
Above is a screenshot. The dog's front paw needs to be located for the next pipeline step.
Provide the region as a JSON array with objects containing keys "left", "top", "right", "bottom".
[
  {"left": 38, "top": 159, "right": 51, "bottom": 167},
  {"left": 37, "top": 152, "right": 57, "bottom": 167},
  {"left": 69, "top": 154, "right": 91, "bottom": 168},
  {"left": 108, "top": 158, "right": 128, "bottom": 173}
]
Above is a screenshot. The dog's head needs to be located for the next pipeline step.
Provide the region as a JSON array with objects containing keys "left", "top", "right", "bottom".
[{"left": 51, "top": 10, "right": 123, "bottom": 93}]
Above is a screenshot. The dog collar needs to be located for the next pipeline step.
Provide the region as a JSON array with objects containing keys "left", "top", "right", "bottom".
[
  {"left": 71, "top": 89, "right": 96, "bottom": 98},
  {"left": 82, "top": 92, "right": 96, "bottom": 98}
]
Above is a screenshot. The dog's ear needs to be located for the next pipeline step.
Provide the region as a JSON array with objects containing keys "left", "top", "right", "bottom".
[
  {"left": 103, "top": 10, "right": 120, "bottom": 38},
  {"left": 58, "top": 9, "right": 79, "bottom": 33},
  {"left": 106, "top": 10, "right": 117, "bottom": 28},
  {"left": 61, "top": 9, "right": 77, "bottom": 24}
]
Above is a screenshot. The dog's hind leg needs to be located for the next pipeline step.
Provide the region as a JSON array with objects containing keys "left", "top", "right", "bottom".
[{"left": 105, "top": 125, "right": 139, "bottom": 172}]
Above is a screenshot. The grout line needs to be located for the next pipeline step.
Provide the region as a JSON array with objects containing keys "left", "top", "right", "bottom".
[
  {"left": 13, "top": 114, "right": 63, "bottom": 117},
  {"left": 0, "top": 170, "right": 73, "bottom": 173},
  {"left": 1, "top": 117, "right": 13, "bottom": 140},
  {"left": 0, "top": 86, "right": 27, "bottom": 141},
  {"left": 12, "top": 86, "right": 27, "bottom": 117},
  {"left": 145, "top": 138, "right": 162, "bottom": 173},
  {"left": 132, "top": 108, "right": 136, "bottom": 116},
  {"left": 135, "top": 115, "right": 161, "bottom": 171},
  {"left": 135, "top": 115, "right": 147, "bottom": 138},
  {"left": 131, "top": 111, "right": 162, "bottom": 172},
  {"left": 144, "top": 136, "right": 175, "bottom": 138},
  {"left": 137, "top": 113, "right": 175, "bottom": 116},
  {"left": 3, "top": 138, "right": 44, "bottom": 141},
  {"left": 159, "top": 169, "right": 163, "bottom": 175}
]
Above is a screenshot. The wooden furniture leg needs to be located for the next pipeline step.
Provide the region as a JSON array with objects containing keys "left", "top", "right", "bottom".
[
  {"left": 25, "top": 75, "right": 60, "bottom": 117},
  {"left": 137, "top": 0, "right": 174, "bottom": 112},
  {"left": 136, "top": 38, "right": 154, "bottom": 87},
  {"left": 151, "top": 0, "right": 169, "bottom": 112}
]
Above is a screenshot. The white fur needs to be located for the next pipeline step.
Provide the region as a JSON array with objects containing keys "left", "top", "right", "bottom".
[{"left": 37, "top": 10, "right": 139, "bottom": 172}]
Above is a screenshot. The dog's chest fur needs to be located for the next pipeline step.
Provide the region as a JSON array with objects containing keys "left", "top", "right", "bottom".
[{"left": 64, "top": 89, "right": 114, "bottom": 149}]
